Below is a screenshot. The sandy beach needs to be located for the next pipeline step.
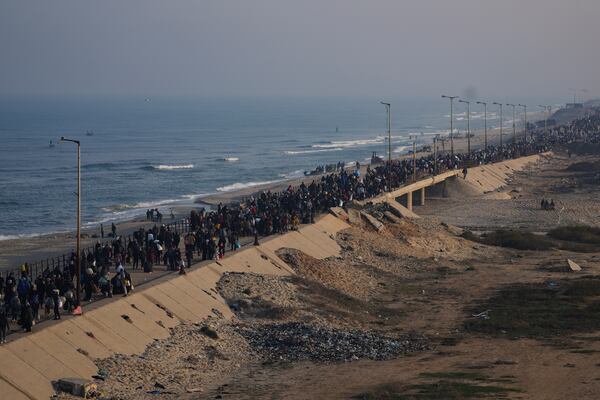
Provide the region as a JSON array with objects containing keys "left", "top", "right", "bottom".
[{"left": 0, "top": 126, "right": 515, "bottom": 272}]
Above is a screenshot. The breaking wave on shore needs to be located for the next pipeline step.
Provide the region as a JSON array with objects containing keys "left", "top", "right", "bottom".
[
  {"left": 285, "top": 148, "right": 343, "bottom": 155},
  {"left": 0, "top": 232, "right": 47, "bottom": 241},
  {"left": 311, "top": 137, "right": 385, "bottom": 149},
  {"left": 217, "top": 179, "right": 283, "bottom": 192},
  {"left": 148, "top": 164, "right": 195, "bottom": 171}
]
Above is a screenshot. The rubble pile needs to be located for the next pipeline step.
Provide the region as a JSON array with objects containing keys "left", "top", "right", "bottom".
[{"left": 238, "top": 322, "right": 428, "bottom": 363}]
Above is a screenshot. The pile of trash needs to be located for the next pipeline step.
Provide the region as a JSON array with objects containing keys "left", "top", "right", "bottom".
[{"left": 237, "top": 322, "right": 428, "bottom": 363}]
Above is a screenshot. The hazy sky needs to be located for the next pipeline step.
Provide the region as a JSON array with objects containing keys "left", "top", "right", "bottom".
[{"left": 0, "top": 0, "right": 598, "bottom": 98}]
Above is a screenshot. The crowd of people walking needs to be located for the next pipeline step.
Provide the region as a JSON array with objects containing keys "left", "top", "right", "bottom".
[{"left": 1, "top": 109, "right": 600, "bottom": 339}]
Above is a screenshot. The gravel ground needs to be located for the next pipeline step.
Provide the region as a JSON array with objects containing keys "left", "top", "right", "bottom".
[
  {"left": 72, "top": 319, "right": 255, "bottom": 400},
  {"left": 237, "top": 322, "right": 429, "bottom": 363}
]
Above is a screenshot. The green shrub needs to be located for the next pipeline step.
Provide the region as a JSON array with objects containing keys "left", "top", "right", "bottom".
[
  {"left": 482, "top": 230, "right": 553, "bottom": 251},
  {"left": 548, "top": 225, "right": 600, "bottom": 244}
]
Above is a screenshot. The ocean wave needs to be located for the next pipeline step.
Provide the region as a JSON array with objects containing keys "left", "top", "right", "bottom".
[
  {"left": 222, "top": 157, "right": 239, "bottom": 162},
  {"left": 216, "top": 179, "right": 282, "bottom": 192},
  {"left": 311, "top": 137, "right": 384, "bottom": 149},
  {"left": 278, "top": 169, "right": 305, "bottom": 179},
  {"left": 102, "top": 197, "right": 185, "bottom": 213},
  {"left": 285, "top": 148, "right": 343, "bottom": 155},
  {"left": 148, "top": 164, "right": 194, "bottom": 171},
  {"left": 393, "top": 146, "right": 411, "bottom": 154},
  {"left": 0, "top": 232, "right": 46, "bottom": 241}
]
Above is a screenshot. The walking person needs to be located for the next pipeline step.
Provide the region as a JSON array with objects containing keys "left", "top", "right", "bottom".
[
  {"left": 0, "top": 300, "right": 8, "bottom": 343},
  {"left": 52, "top": 289, "right": 61, "bottom": 320}
]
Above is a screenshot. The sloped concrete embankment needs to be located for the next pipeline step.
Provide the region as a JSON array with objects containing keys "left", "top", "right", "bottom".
[
  {"left": 0, "top": 214, "right": 348, "bottom": 400},
  {"left": 463, "top": 153, "right": 546, "bottom": 194},
  {"left": 360, "top": 153, "right": 547, "bottom": 212}
]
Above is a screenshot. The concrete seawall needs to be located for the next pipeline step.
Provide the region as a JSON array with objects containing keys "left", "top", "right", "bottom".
[
  {"left": 0, "top": 154, "right": 545, "bottom": 399},
  {"left": 0, "top": 215, "right": 349, "bottom": 400}
]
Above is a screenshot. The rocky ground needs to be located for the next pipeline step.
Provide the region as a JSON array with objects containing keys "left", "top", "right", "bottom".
[{"left": 60, "top": 147, "right": 600, "bottom": 399}]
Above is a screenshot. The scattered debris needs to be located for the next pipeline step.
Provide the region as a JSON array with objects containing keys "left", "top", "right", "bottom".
[
  {"left": 360, "top": 211, "right": 385, "bottom": 232},
  {"left": 200, "top": 325, "right": 219, "bottom": 340},
  {"left": 568, "top": 259, "right": 582, "bottom": 272},
  {"left": 237, "top": 322, "right": 428, "bottom": 362},
  {"left": 472, "top": 310, "right": 490, "bottom": 320},
  {"left": 56, "top": 378, "right": 97, "bottom": 398}
]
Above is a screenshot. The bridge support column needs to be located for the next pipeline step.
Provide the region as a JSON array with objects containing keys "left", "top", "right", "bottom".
[
  {"left": 407, "top": 191, "right": 413, "bottom": 211},
  {"left": 419, "top": 187, "right": 425, "bottom": 206}
]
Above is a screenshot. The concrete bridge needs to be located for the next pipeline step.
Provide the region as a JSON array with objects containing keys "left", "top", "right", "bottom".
[{"left": 357, "top": 153, "right": 545, "bottom": 218}]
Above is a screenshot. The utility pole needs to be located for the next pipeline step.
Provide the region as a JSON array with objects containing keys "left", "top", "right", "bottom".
[
  {"left": 61, "top": 136, "right": 81, "bottom": 306},
  {"left": 380, "top": 102, "right": 392, "bottom": 191},
  {"left": 518, "top": 104, "right": 527, "bottom": 141},
  {"left": 412, "top": 138, "right": 417, "bottom": 182},
  {"left": 493, "top": 102, "right": 503, "bottom": 148},
  {"left": 539, "top": 105, "right": 551, "bottom": 139},
  {"left": 506, "top": 103, "right": 516, "bottom": 144},
  {"left": 459, "top": 99, "right": 471, "bottom": 156},
  {"left": 442, "top": 95, "right": 458, "bottom": 157},
  {"left": 433, "top": 135, "right": 438, "bottom": 175},
  {"left": 476, "top": 101, "right": 488, "bottom": 150}
]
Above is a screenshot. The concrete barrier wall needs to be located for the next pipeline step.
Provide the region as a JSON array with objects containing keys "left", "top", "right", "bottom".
[{"left": 0, "top": 214, "right": 348, "bottom": 399}]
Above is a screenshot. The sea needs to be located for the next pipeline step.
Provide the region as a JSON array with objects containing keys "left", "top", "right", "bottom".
[{"left": 0, "top": 95, "right": 561, "bottom": 239}]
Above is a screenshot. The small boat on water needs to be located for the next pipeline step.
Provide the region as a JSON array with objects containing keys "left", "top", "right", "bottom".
[
  {"left": 49, "top": 140, "right": 55, "bottom": 148},
  {"left": 86, "top": 130, "right": 94, "bottom": 136}
]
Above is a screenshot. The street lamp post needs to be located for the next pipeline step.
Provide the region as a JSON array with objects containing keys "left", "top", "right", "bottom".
[
  {"left": 569, "top": 88, "right": 578, "bottom": 104},
  {"left": 458, "top": 99, "right": 471, "bottom": 156},
  {"left": 506, "top": 103, "right": 516, "bottom": 144},
  {"left": 442, "top": 95, "right": 458, "bottom": 157},
  {"left": 409, "top": 135, "right": 417, "bottom": 182},
  {"left": 539, "top": 105, "right": 550, "bottom": 137},
  {"left": 476, "top": 101, "right": 488, "bottom": 150},
  {"left": 518, "top": 104, "right": 527, "bottom": 141},
  {"left": 60, "top": 136, "right": 81, "bottom": 306},
  {"left": 380, "top": 102, "right": 392, "bottom": 191},
  {"left": 433, "top": 134, "right": 439, "bottom": 174},
  {"left": 493, "top": 102, "right": 504, "bottom": 148}
]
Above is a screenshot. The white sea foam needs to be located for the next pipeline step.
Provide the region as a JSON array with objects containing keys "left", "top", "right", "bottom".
[
  {"left": 151, "top": 164, "right": 194, "bottom": 170},
  {"left": 216, "top": 180, "right": 282, "bottom": 192},
  {"left": 311, "top": 137, "right": 384, "bottom": 149},
  {"left": 393, "top": 145, "right": 411, "bottom": 154},
  {"left": 284, "top": 148, "right": 343, "bottom": 155},
  {"left": 0, "top": 233, "right": 46, "bottom": 241},
  {"left": 278, "top": 169, "right": 306, "bottom": 179},
  {"left": 101, "top": 198, "right": 182, "bottom": 213},
  {"left": 223, "top": 157, "right": 239, "bottom": 162}
]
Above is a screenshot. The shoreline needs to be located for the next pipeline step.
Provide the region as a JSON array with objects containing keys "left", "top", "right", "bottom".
[{"left": 0, "top": 120, "right": 534, "bottom": 271}]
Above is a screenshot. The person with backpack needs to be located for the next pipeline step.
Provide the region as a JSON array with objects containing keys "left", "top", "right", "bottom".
[{"left": 17, "top": 273, "right": 31, "bottom": 305}]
